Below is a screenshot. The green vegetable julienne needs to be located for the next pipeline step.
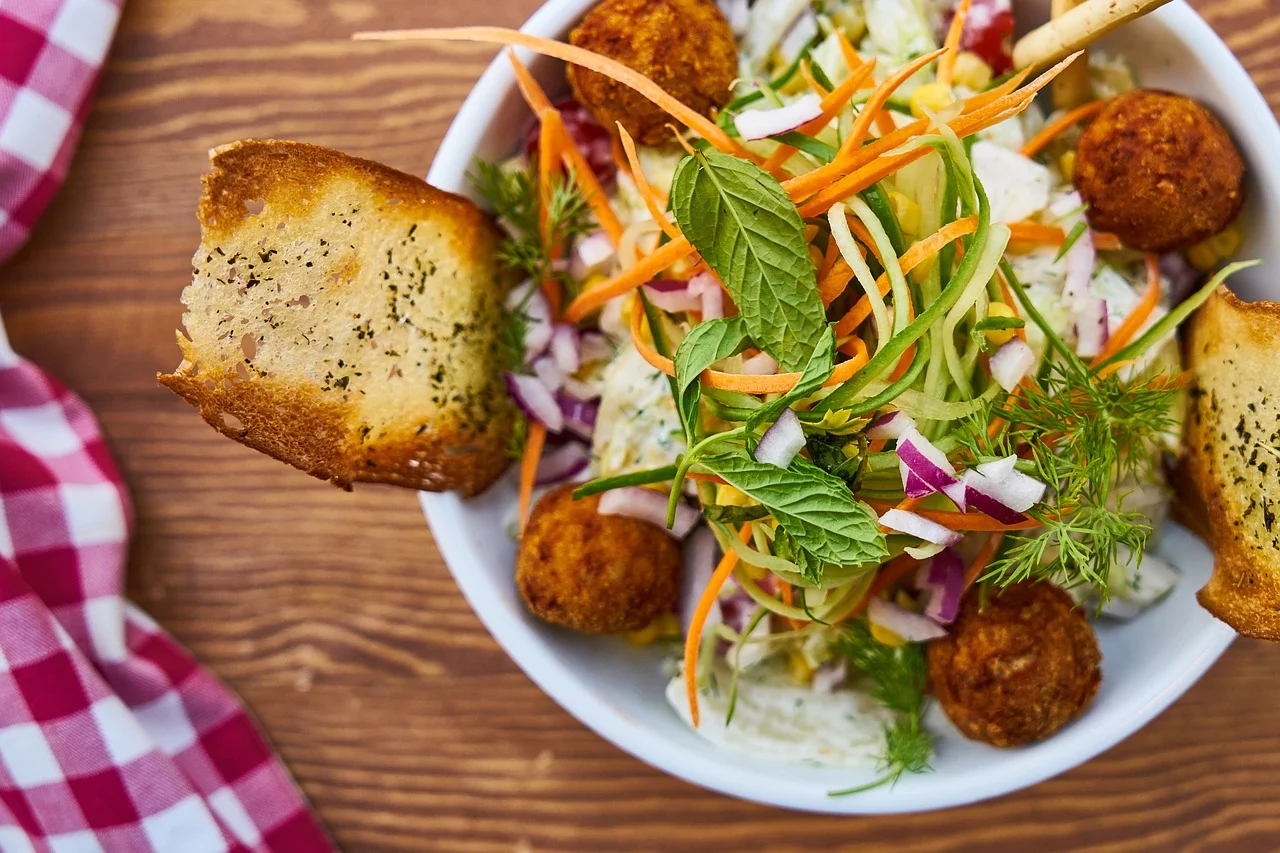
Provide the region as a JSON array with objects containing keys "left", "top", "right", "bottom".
[
  {"left": 745, "top": 326, "right": 836, "bottom": 441},
  {"left": 674, "top": 316, "right": 750, "bottom": 443},
  {"left": 670, "top": 150, "right": 827, "bottom": 371},
  {"left": 697, "top": 449, "right": 888, "bottom": 569}
]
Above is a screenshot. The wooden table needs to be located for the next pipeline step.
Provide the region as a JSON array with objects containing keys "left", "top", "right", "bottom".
[{"left": 4, "top": 0, "right": 1280, "bottom": 849}]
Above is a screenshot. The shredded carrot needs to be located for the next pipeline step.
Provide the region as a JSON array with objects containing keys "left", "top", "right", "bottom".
[
  {"left": 845, "top": 553, "right": 919, "bottom": 621},
  {"left": 554, "top": 116, "right": 626, "bottom": 245},
  {"left": 507, "top": 48, "right": 555, "bottom": 116},
  {"left": 762, "top": 143, "right": 797, "bottom": 176},
  {"left": 835, "top": 216, "right": 979, "bottom": 336},
  {"left": 684, "top": 524, "right": 751, "bottom": 727},
  {"left": 1007, "top": 221, "right": 1066, "bottom": 245},
  {"left": 1093, "top": 232, "right": 1123, "bottom": 251},
  {"left": 835, "top": 29, "right": 862, "bottom": 75},
  {"left": 874, "top": 110, "right": 898, "bottom": 138},
  {"left": 963, "top": 532, "right": 1005, "bottom": 588},
  {"left": 835, "top": 48, "right": 948, "bottom": 164},
  {"left": 517, "top": 422, "right": 547, "bottom": 534},
  {"left": 536, "top": 112, "right": 565, "bottom": 316},
  {"left": 354, "top": 27, "right": 766, "bottom": 163},
  {"left": 564, "top": 237, "right": 692, "bottom": 322},
  {"left": 819, "top": 255, "right": 855, "bottom": 305},
  {"left": 618, "top": 125, "right": 680, "bottom": 241},
  {"left": 1092, "top": 253, "right": 1160, "bottom": 365},
  {"left": 864, "top": 501, "right": 1041, "bottom": 531},
  {"left": 779, "top": 583, "right": 805, "bottom": 630},
  {"left": 799, "top": 61, "right": 877, "bottom": 136},
  {"left": 847, "top": 216, "right": 886, "bottom": 266},
  {"left": 1020, "top": 99, "right": 1107, "bottom": 158},
  {"left": 801, "top": 60, "right": 830, "bottom": 96},
  {"left": 629, "top": 302, "right": 869, "bottom": 392},
  {"left": 936, "top": 0, "right": 974, "bottom": 89}
]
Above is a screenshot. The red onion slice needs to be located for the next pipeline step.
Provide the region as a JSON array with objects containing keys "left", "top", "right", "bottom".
[
  {"left": 557, "top": 393, "right": 599, "bottom": 439},
  {"left": 867, "top": 597, "right": 947, "bottom": 642},
  {"left": 754, "top": 409, "right": 805, "bottom": 468},
  {"left": 962, "top": 467, "right": 1046, "bottom": 513},
  {"left": 535, "top": 441, "right": 590, "bottom": 485},
  {"left": 923, "top": 548, "right": 965, "bottom": 624},
  {"left": 688, "top": 271, "right": 724, "bottom": 320},
  {"left": 1072, "top": 296, "right": 1109, "bottom": 359},
  {"left": 506, "top": 281, "right": 553, "bottom": 360},
  {"left": 599, "top": 486, "right": 700, "bottom": 539},
  {"left": 570, "top": 230, "right": 616, "bottom": 281},
  {"left": 741, "top": 352, "right": 779, "bottom": 375},
  {"left": 867, "top": 411, "right": 917, "bottom": 440},
  {"left": 679, "top": 526, "right": 719, "bottom": 636},
  {"left": 989, "top": 337, "right": 1035, "bottom": 392},
  {"left": 879, "top": 509, "right": 963, "bottom": 547},
  {"left": 975, "top": 455, "right": 1018, "bottom": 481},
  {"left": 550, "top": 323, "right": 582, "bottom": 374},
  {"left": 505, "top": 372, "right": 565, "bottom": 432},
  {"left": 896, "top": 427, "right": 961, "bottom": 490},
  {"left": 734, "top": 94, "right": 824, "bottom": 141},
  {"left": 642, "top": 283, "right": 700, "bottom": 314},
  {"left": 579, "top": 331, "right": 614, "bottom": 365},
  {"left": 531, "top": 356, "right": 565, "bottom": 393}
]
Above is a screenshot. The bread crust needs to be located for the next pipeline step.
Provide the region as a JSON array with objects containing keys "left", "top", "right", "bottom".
[
  {"left": 159, "top": 139, "right": 516, "bottom": 495},
  {"left": 1183, "top": 286, "right": 1280, "bottom": 639}
]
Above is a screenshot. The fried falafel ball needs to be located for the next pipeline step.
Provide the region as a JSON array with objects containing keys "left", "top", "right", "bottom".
[
  {"left": 1074, "top": 89, "right": 1246, "bottom": 253},
  {"left": 927, "top": 582, "right": 1101, "bottom": 748},
  {"left": 517, "top": 483, "right": 682, "bottom": 634},
  {"left": 567, "top": 0, "right": 738, "bottom": 146}
]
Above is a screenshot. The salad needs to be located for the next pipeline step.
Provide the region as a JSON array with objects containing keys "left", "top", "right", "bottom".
[{"left": 378, "top": 0, "right": 1253, "bottom": 791}]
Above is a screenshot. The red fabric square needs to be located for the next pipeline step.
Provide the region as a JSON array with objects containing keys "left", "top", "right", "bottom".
[
  {"left": 0, "top": 442, "right": 56, "bottom": 490},
  {"left": 263, "top": 811, "right": 332, "bottom": 850},
  {"left": 133, "top": 632, "right": 198, "bottom": 687},
  {"left": 67, "top": 768, "right": 139, "bottom": 828},
  {"left": 0, "top": 787, "right": 41, "bottom": 835},
  {"left": 0, "top": 17, "right": 43, "bottom": 85},
  {"left": 11, "top": 653, "right": 89, "bottom": 722},
  {"left": 202, "top": 715, "right": 268, "bottom": 784},
  {"left": 9, "top": 171, "right": 62, "bottom": 229},
  {"left": 18, "top": 547, "right": 84, "bottom": 608}
]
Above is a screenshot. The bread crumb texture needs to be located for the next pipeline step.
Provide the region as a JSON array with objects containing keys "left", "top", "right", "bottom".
[{"left": 159, "top": 139, "right": 516, "bottom": 495}]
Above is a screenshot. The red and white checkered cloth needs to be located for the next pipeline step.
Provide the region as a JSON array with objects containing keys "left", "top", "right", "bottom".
[{"left": 0, "top": 2, "right": 333, "bottom": 851}]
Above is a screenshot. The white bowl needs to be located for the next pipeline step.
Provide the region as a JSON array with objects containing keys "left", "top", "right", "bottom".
[{"left": 422, "top": 0, "right": 1278, "bottom": 813}]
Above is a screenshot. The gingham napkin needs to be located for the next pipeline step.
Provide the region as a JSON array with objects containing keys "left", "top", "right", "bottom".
[{"left": 0, "top": 2, "right": 332, "bottom": 850}]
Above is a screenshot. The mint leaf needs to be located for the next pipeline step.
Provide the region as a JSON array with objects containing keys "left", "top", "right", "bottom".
[
  {"left": 670, "top": 150, "right": 827, "bottom": 371},
  {"left": 698, "top": 448, "right": 888, "bottom": 568},
  {"left": 773, "top": 527, "right": 825, "bottom": 586},
  {"left": 746, "top": 326, "right": 836, "bottom": 441},
  {"left": 674, "top": 317, "right": 749, "bottom": 443}
]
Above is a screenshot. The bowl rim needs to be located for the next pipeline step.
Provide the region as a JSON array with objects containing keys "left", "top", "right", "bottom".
[{"left": 423, "top": 0, "right": 1253, "bottom": 813}]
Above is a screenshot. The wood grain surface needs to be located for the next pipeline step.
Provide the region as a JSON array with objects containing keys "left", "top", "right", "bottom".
[{"left": 3, "top": 0, "right": 1280, "bottom": 850}]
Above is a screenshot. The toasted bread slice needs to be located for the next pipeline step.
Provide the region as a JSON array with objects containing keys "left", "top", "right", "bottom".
[
  {"left": 159, "top": 139, "right": 517, "bottom": 495},
  {"left": 1183, "top": 286, "right": 1280, "bottom": 640}
]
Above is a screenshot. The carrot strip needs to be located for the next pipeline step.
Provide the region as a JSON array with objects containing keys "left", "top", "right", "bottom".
[
  {"left": 936, "top": 0, "right": 975, "bottom": 89},
  {"left": 762, "top": 143, "right": 797, "bottom": 176},
  {"left": 618, "top": 125, "right": 680, "bottom": 241},
  {"left": 835, "top": 217, "right": 978, "bottom": 336},
  {"left": 864, "top": 500, "right": 1042, "bottom": 531},
  {"left": 564, "top": 237, "right": 692, "bottom": 322},
  {"left": 685, "top": 524, "right": 751, "bottom": 727},
  {"left": 354, "top": 27, "right": 764, "bottom": 162},
  {"left": 779, "top": 583, "right": 805, "bottom": 630},
  {"left": 554, "top": 115, "right": 626, "bottom": 244},
  {"left": 835, "top": 29, "right": 862, "bottom": 75},
  {"left": 1020, "top": 99, "right": 1106, "bottom": 158},
  {"left": 819, "top": 256, "right": 855, "bottom": 305},
  {"left": 801, "top": 60, "right": 830, "bottom": 96},
  {"left": 874, "top": 110, "right": 898, "bottom": 138},
  {"left": 818, "top": 235, "right": 841, "bottom": 282},
  {"left": 1093, "top": 231, "right": 1123, "bottom": 251},
  {"left": 963, "top": 532, "right": 1005, "bottom": 588},
  {"left": 845, "top": 553, "right": 919, "bottom": 621},
  {"left": 836, "top": 48, "right": 948, "bottom": 164},
  {"left": 798, "top": 61, "right": 877, "bottom": 136},
  {"left": 847, "top": 216, "right": 885, "bottom": 266},
  {"left": 1092, "top": 253, "right": 1160, "bottom": 365},
  {"left": 536, "top": 112, "right": 565, "bottom": 316},
  {"left": 517, "top": 422, "right": 547, "bottom": 534},
  {"left": 507, "top": 48, "right": 555, "bottom": 116},
  {"left": 1007, "top": 221, "right": 1066, "bottom": 245}
]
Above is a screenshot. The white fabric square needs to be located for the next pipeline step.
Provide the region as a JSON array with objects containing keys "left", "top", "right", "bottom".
[
  {"left": 48, "top": 830, "right": 107, "bottom": 853},
  {"left": 84, "top": 596, "right": 127, "bottom": 663},
  {"left": 0, "top": 496, "right": 13, "bottom": 560},
  {"left": 90, "top": 697, "right": 152, "bottom": 765},
  {"left": 141, "top": 795, "right": 227, "bottom": 853},
  {"left": 0, "top": 89, "right": 72, "bottom": 170},
  {"left": 133, "top": 692, "right": 198, "bottom": 754},
  {"left": 0, "top": 721, "right": 64, "bottom": 786},
  {"left": 47, "top": 0, "right": 120, "bottom": 64},
  {"left": 0, "top": 826, "right": 36, "bottom": 853},
  {"left": 0, "top": 401, "right": 81, "bottom": 457},
  {"left": 60, "top": 482, "right": 126, "bottom": 546},
  {"left": 208, "top": 787, "right": 262, "bottom": 847}
]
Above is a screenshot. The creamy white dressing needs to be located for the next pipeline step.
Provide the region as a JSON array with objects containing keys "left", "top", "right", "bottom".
[
  {"left": 591, "top": 344, "right": 684, "bottom": 477},
  {"left": 972, "top": 141, "right": 1053, "bottom": 224}
]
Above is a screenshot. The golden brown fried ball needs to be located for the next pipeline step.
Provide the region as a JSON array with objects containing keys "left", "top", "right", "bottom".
[
  {"left": 1074, "top": 89, "right": 1246, "bottom": 253},
  {"left": 567, "top": 0, "right": 738, "bottom": 146},
  {"left": 927, "top": 582, "right": 1101, "bottom": 748},
  {"left": 516, "top": 483, "right": 682, "bottom": 634}
]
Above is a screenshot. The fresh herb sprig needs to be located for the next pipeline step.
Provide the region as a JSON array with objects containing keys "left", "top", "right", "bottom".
[{"left": 829, "top": 620, "right": 933, "bottom": 795}]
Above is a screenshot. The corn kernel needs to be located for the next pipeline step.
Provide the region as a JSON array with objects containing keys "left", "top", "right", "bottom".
[
  {"left": 626, "top": 612, "right": 680, "bottom": 646},
  {"left": 788, "top": 649, "right": 815, "bottom": 684},
  {"left": 1208, "top": 223, "right": 1242, "bottom": 259},
  {"left": 1187, "top": 240, "right": 1218, "bottom": 272},
  {"left": 951, "top": 52, "right": 993, "bottom": 91},
  {"left": 716, "top": 485, "right": 752, "bottom": 507},
  {"left": 1059, "top": 151, "right": 1076, "bottom": 183},
  {"left": 910, "top": 82, "right": 956, "bottom": 119},
  {"left": 985, "top": 302, "right": 1018, "bottom": 345},
  {"left": 888, "top": 190, "right": 922, "bottom": 235},
  {"left": 870, "top": 621, "right": 907, "bottom": 647}
]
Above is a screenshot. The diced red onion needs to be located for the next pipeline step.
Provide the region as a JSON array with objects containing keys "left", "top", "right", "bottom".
[
  {"left": 867, "top": 411, "right": 917, "bottom": 440},
  {"left": 531, "top": 356, "right": 564, "bottom": 393},
  {"left": 688, "top": 271, "right": 724, "bottom": 320},
  {"left": 523, "top": 98, "right": 616, "bottom": 189},
  {"left": 580, "top": 331, "right": 614, "bottom": 364},
  {"left": 812, "top": 659, "right": 848, "bottom": 693},
  {"left": 642, "top": 283, "right": 700, "bottom": 314},
  {"left": 879, "top": 509, "right": 963, "bottom": 547},
  {"left": 1063, "top": 227, "right": 1096, "bottom": 305},
  {"left": 506, "top": 281, "right": 553, "bottom": 360},
  {"left": 896, "top": 427, "right": 959, "bottom": 489},
  {"left": 570, "top": 230, "right": 616, "bottom": 281},
  {"left": 941, "top": 480, "right": 968, "bottom": 512},
  {"left": 719, "top": 590, "right": 758, "bottom": 636},
  {"left": 867, "top": 597, "right": 947, "bottom": 642},
  {"left": 1072, "top": 296, "right": 1109, "bottom": 359},
  {"left": 557, "top": 393, "right": 599, "bottom": 439},
  {"left": 960, "top": 469, "right": 1035, "bottom": 524},
  {"left": 599, "top": 487, "right": 700, "bottom": 539},
  {"left": 989, "top": 337, "right": 1035, "bottom": 392},
  {"left": 741, "top": 352, "right": 779, "bottom": 375},
  {"left": 754, "top": 409, "right": 805, "bottom": 468},
  {"left": 976, "top": 455, "right": 1018, "bottom": 481},
  {"left": 679, "top": 527, "right": 719, "bottom": 636},
  {"left": 904, "top": 469, "right": 934, "bottom": 499},
  {"left": 963, "top": 467, "right": 1046, "bottom": 513},
  {"left": 562, "top": 376, "right": 601, "bottom": 401},
  {"left": 506, "top": 372, "right": 564, "bottom": 432},
  {"left": 645, "top": 279, "right": 687, "bottom": 292},
  {"left": 550, "top": 323, "right": 581, "bottom": 374},
  {"left": 734, "top": 93, "right": 824, "bottom": 141},
  {"left": 923, "top": 548, "right": 965, "bottom": 624},
  {"left": 534, "top": 441, "right": 590, "bottom": 485},
  {"left": 1160, "top": 252, "right": 1201, "bottom": 304}
]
